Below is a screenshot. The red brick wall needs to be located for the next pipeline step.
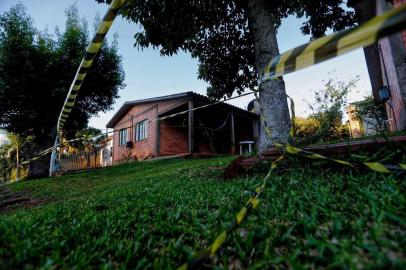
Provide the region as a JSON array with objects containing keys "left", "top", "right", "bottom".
[
  {"left": 159, "top": 125, "right": 189, "bottom": 156},
  {"left": 112, "top": 99, "right": 188, "bottom": 163}
]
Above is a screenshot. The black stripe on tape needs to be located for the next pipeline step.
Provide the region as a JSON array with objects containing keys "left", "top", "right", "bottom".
[
  {"left": 78, "top": 67, "right": 89, "bottom": 74},
  {"left": 84, "top": 51, "right": 97, "bottom": 61},
  {"left": 284, "top": 44, "right": 308, "bottom": 74},
  {"left": 103, "top": 8, "right": 119, "bottom": 22},
  {"left": 376, "top": 10, "right": 405, "bottom": 40},
  {"left": 314, "top": 27, "right": 355, "bottom": 65},
  {"left": 92, "top": 32, "right": 108, "bottom": 44},
  {"left": 74, "top": 80, "right": 82, "bottom": 86}
]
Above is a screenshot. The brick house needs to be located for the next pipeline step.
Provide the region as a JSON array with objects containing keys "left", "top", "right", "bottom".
[{"left": 106, "top": 92, "right": 259, "bottom": 163}]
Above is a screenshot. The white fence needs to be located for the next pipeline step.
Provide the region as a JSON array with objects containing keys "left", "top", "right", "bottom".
[{"left": 57, "top": 149, "right": 112, "bottom": 172}]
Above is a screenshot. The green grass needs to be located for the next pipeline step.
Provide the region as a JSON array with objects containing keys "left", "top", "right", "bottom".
[{"left": 0, "top": 157, "right": 405, "bottom": 269}]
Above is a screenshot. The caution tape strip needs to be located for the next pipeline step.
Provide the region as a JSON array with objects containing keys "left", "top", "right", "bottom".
[
  {"left": 20, "top": 147, "right": 54, "bottom": 165},
  {"left": 57, "top": 0, "right": 126, "bottom": 132},
  {"left": 20, "top": 132, "right": 112, "bottom": 165},
  {"left": 262, "top": 4, "right": 406, "bottom": 82},
  {"left": 177, "top": 144, "right": 405, "bottom": 267},
  {"left": 178, "top": 156, "right": 283, "bottom": 270},
  {"left": 280, "top": 143, "right": 406, "bottom": 174}
]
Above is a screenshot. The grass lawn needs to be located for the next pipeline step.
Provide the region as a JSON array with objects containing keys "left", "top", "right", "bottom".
[{"left": 0, "top": 156, "right": 405, "bottom": 269}]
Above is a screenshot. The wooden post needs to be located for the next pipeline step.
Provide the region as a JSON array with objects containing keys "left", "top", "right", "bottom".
[
  {"left": 230, "top": 112, "right": 236, "bottom": 155},
  {"left": 155, "top": 107, "right": 160, "bottom": 157},
  {"left": 188, "top": 100, "right": 194, "bottom": 154},
  {"left": 155, "top": 121, "right": 160, "bottom": 157},
  {"left": 49, "top": 136, "right": 58, "bottom": 177}
]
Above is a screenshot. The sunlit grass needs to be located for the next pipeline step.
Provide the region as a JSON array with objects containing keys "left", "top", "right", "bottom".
[{"left": 0, "top": 157, "right": 404, "bottom": 269}]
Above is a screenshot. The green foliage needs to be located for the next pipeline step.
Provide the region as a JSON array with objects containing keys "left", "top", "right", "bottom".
[
  {"left": 355, "top": 96, "right": 388, "bottom": 135},
  {"left": 294, "top": 117, "right": 320, "bottom": 139},
  {"left": 0, "top": 157, "right": 405, "bottom": 268},
  {"left": 0, "top": 4, "right": 125, "bottom": 147},
  {"left": 96, "top": 0, "right": 355, "bottom": 99},
  {"left": 73, "top": 127, "right": 103, "bottom": 151},
  {"left": 307, "top": 77, "right": 359, "bottom": 142},
  {"left": 0, "top": 144, "right": 12, "bottom": 181},
  {"left": 0, "top": 132, "right": 34, "bottom": 181}
]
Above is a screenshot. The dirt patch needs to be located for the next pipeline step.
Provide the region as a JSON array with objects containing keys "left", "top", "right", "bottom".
[
  {"left": 223, "top": 156, "right": 248, "bottom": 180},
  {"left": 0, "top": 186, "right": 47, "bottom": 214}
]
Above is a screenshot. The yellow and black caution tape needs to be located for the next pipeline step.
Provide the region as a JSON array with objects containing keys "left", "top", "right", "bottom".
[
  {"left": 20, "top": 147, "right": 54, "bottom": 165},
  {"left": 262, "top": 4, "right": 406, "bottom": 81},
  {"left": 20, "top": 132, "right": 112, "bottom": 165},
  {"left": 280, "top": 143, "right": 406, "bottom": 174},
  {"left": 57, "top": 0, "right": 126, "bottom": 132},
  {"left": 178, "top": 156, "right": 283, "bottom": 270}
]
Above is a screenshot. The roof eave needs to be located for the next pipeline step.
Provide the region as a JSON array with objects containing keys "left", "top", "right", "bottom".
[{"left": 106, "top": 92, "right": 194, "bottom": 128}]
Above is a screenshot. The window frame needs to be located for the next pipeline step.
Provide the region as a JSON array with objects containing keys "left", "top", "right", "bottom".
[
  {"left": 118, "top": 128, "right": 127, "bottom": 146},
  {"left": 135, "top": 119, "right": 148, "bottom": 141}
]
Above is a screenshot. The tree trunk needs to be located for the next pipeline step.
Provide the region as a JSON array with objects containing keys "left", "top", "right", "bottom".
[
  {"left": 247, "top": 0, "right": 291, "bottom": 153},
  {"left": 352, "top": 0, "right": 384, "bottom": 102},
  {"left": 27, "top": 132, "right": 55, "bottom": 179},
  {"left": 28, "top": 157, "right": 51, "bottom": 179}
]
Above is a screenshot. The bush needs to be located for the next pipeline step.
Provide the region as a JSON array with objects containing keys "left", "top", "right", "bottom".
[
  {"left": 294, "top": 117, "right": 319, "bottom": 137},
  {"left": 304, "top": 76, "right": 358, "bottom": 143},
  {"left": 355, "top": 96, "right": 388, "bottom": 135},
  {"left": 294, "top": 116, "right": 349, "bottom": 145}
]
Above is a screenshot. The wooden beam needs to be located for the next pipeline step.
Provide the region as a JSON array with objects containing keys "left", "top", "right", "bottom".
[
  {"left": 188, "top": 100, "right": 194, "bottom": 154},
  {"left": 231, "top": 112, "right": 236, "bottom": 155}
]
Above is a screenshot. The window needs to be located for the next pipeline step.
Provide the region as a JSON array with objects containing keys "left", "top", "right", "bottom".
[
  {"left": 119, "top": 129, "right": 127, "bottom": 146},
  {"left": 135, "top": 120, "right": 148, "bottom": 141}
]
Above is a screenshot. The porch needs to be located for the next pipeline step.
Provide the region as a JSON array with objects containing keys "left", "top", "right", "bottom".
[{"left": 156, "top": 98, "right": 258, "bottom": 157}]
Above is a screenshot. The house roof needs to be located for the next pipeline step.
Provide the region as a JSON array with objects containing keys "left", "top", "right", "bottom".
[{"left": 106, "top": 91, "right": 258, "bottom": 128}]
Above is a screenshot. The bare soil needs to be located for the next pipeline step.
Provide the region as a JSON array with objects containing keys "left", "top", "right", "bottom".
[{"left": 0, "top": 186, "right": 47, "bottom": 213}]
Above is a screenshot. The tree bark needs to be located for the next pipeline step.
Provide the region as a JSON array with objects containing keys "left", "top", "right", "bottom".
[
  {"left": 352, "top": 0, "right": 383, "bottom": 102},
  {"left": 28, "top": 157, "right": 50, "bottom": 179},
  {"left": 27, "top": 131, "right": 56, "bottom": 178},
  {"left": 247, "top": 0, "right": 291, "bottom": 152}
]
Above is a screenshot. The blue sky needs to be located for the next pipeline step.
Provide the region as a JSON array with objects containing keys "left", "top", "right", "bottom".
[{"left": 0, "top": 0, "right": 371, "bottom": 133}]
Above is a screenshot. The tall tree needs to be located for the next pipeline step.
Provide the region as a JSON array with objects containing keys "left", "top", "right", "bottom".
[
  {"left": 0, "top": 4, "right": 125, "bottom": 177},
  {"left": 96, "top": 0, "right": 355, "bottom": 151}
]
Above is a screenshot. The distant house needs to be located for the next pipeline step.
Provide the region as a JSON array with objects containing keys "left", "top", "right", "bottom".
[
  {"left": 106, "top": 92, "right": 259, "bottom": 163},
  {"left": 346, "top": 103, "right": 382, "bottom": 138}
]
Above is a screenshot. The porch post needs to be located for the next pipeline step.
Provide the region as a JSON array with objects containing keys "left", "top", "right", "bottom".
[
  {"left": 188, "top": 100, "right": 194, "bottom": 154},
  {"left": 155, "top": 106, "right": 160, "bottom": 157},
  {"left": 230, "top": 112, "right": 236, "bottom": 154}
]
